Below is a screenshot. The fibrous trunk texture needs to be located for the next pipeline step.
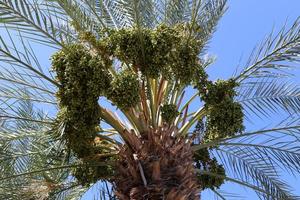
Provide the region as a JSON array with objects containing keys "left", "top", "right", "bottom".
[{"left": 114, "top": 125, "right": 200, "bottom": 200}]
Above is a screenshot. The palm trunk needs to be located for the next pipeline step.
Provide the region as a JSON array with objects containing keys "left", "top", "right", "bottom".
[{"left": 114, "top": 125, "right": 200, "bottom": 200}]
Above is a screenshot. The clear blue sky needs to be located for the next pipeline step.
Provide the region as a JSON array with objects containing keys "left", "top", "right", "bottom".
[{"left": 83, "top": 1, "right": 300, "bottom": 199}]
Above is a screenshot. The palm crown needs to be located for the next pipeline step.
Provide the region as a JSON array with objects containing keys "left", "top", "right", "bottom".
[{"left": 0, "top": 0, "right": 300, "bottom": 199}]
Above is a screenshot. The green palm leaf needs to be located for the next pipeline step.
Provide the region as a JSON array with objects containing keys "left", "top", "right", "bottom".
[
  {"left": 237, "top": 80, "right": 300, "bottom": 118},
  {"left": 235, "top": 17, "right": 300, "bottom": 82},
  {"left": 0, "top": 0, "right": 65, "bottom": 47}
]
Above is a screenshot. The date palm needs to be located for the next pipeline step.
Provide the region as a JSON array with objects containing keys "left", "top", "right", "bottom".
[{"left": 0, "top": 0, "right": 300, "bottom": 199}]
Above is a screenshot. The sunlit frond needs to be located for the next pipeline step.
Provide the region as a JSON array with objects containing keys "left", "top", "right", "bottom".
[
  {"left": 0, "top": 100, "right": 65, "bottom": 199},
  {"left": 237, "top": 80, "right": 300, "bottom": 118},
  {"left": 0, "top": 0, "right": 66, "bottom": 47},
  {"left": 214, "top": 147, "right": 295, "bottom": 200},
  {"left": 164, "top": 0, "right": 191, "bottom": 25},
  {"left": 235, "top": 17, "right": 300, "bottom": 82},
  {"left": 210, "top": 189, "right": 243, "bottom": 200},
  {"left": 0, "top": 31, "right": 58, "bottom": 87},
  {"left": 196, "top": 0, "right": 227, "bottom": 42},
  {"left": 45, "top": 0, "right": 101, "bottom": 32},
  {"left": 193, "top": 117, "right": 300, "bottom": 199},
  {"left": 198, "top": 169, "right": 296, "bottom": 200}
]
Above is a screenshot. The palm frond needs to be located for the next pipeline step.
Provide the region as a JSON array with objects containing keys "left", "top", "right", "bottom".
[
  {"left": 92, "top": 0, "right": 133, "bottom": 29},
  {"left": 138, "top": 0, "right": 157, "bottom": 28},
  {"left": 79, "top": 181, "right": 116, "bottom": 200},
  {"left": 164, "top": 0, "right": 191, "bottom": 25},
  {"left": 82, "top": 0, "right": 109, "bottom": 29},
  {"left": 213, "top": 146, "right": 296, "bottom": 200},
  {"left": 211, "top": 189, "right": 226, "bottom": 200},
  {"left": 196, "top": 0, "right": 227, "bottom": 42},
  {"left": 0, "top": 98, "right": 114, "bottom": 200},
  {"left": 48, "top": 182, "right": 80, "bottom": 200},
  {"left": 0, "top": 0, "right": 65, "bottom": 47},
  {"left": 237, "top": 80, "right": 300, "bottom": 118},
  {"left": 0, "top": 100, "right": 67, "bottom": 199},
  {"left": 0, "top": 85, "right": 56, "bottom": 105},
  {"left": 193, "top": 117, "right": 300, "bottom": 150},
  {"left": 0, "top": 90, "right": 54, "bottom": 126},
  {"left": 217, "top": 139, "right": 300, "bottom": 174},
  {"left": 45, "top": 0, "right": 101, "bottom": 32},
  {"left": 193, "top": 117, "right": 300, "bottom": 199},
  {"left": 0, "top": 31, "right": 58, "bottom": 88},
  {"left": 210, "top": 189, "right": 244, "bottom": 200},
  {"left": 197, "top": 169, "right": 295, "bottom": 200},
  {"left": 235, "top": 17, "right": 300, "bottom": 82},
  {"left": 115, "top": 0, "right": 150, "bottom": 28}
]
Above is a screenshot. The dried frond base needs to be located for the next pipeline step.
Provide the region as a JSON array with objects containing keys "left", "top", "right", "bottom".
[{"left": 114, "top": 125, "right": 200, "bottom": 200}]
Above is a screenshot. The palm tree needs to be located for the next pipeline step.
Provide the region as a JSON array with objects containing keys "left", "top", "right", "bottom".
[{"left": 0, "top": 0, "right": 300, "bottom": 199}]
